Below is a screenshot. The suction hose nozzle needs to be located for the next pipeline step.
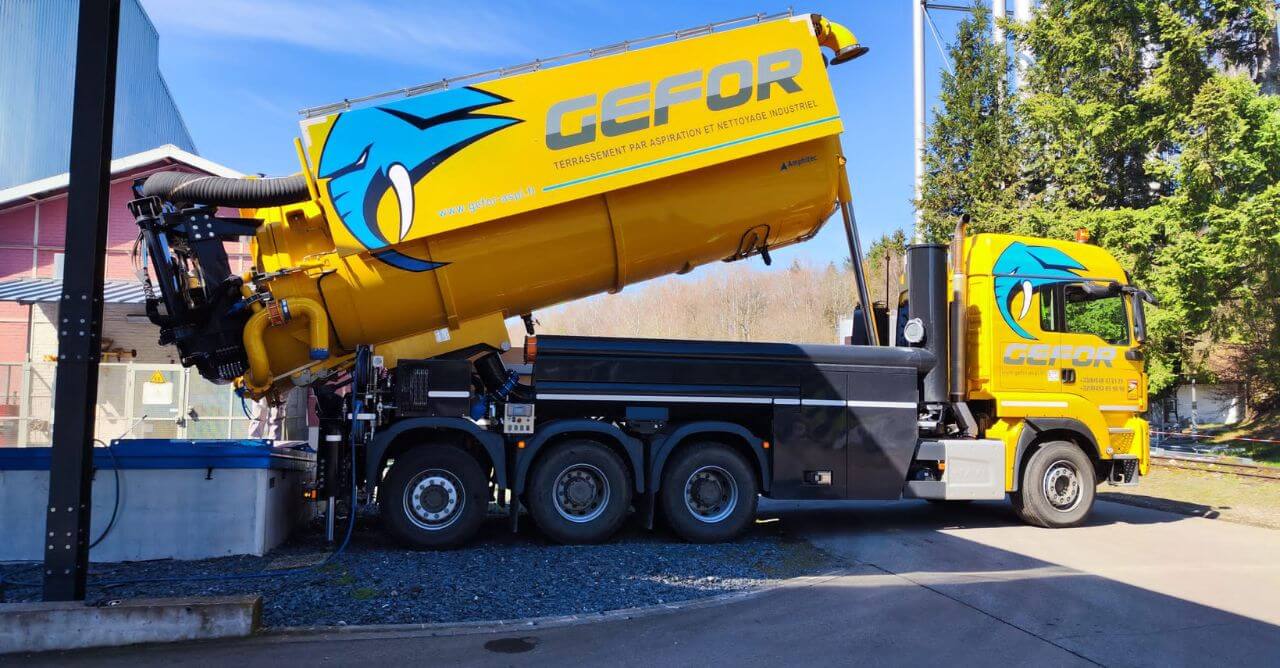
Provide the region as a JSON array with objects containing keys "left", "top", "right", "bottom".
[{"left": 813, "top": 15, "right": 868, "bottom": 65}]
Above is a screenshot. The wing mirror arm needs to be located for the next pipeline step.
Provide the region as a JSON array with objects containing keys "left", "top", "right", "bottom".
[{"left": 1121, "top": 286, "right": 1158, "bottom": 345}]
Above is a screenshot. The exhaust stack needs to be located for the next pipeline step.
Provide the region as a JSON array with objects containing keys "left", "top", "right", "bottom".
[
  {"left": 907, "top": 243, "right": 948, "bottom": 405},
  {"left": 949, "top": 218, "right": 969, "bottom": 402}
]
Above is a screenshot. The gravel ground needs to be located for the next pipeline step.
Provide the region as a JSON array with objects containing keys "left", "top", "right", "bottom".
[
  {"left": 1100, "top": 464, "right": 1280, "bottom": 530},
  {"left": 0, "top": 513, "right": 838, "bottom": 628}
]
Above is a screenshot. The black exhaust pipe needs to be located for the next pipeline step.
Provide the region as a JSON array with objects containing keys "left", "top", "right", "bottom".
[{"left": 906, "top": 244, "right": 948, "bottom": 405}]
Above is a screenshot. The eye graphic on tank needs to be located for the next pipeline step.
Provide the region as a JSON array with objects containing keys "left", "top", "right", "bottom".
[
  {"left": 317, "top": 86, "right": 522, "bottom": 271},
  {"left": 992, "top": 242, "right": 1086, "bottom": 340}
]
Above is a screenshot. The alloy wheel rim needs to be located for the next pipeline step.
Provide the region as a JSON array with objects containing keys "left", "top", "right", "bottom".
[
  {"left": 1042, "top": 459, "right": 1083, "bottom": 512},
  {"left": 552, "top": 463, "right": 611, "bottom": 524},
  {"left": 684, "top": 465, "right": 738, "bottom": 524},
  {"left": 404, "top": 468, "right": 465, "bottom": 531}
]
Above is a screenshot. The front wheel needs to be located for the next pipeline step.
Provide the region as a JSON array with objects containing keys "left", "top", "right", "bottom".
[
  {"left": 659, "top": 443, "right": 758, "bottom": 543},
  {"left": 380, "top": 445, "right": 488, "bottom": 549},
  {"left": 1011, "top": 440, "right": 1096, "bottom": 528}
]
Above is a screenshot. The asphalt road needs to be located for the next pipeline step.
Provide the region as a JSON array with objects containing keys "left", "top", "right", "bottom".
[{"left": 13, "top": 499, "right": 1280, "bottom": 666}]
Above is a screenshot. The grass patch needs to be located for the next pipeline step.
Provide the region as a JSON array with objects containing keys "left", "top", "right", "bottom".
[
  {"left": 332, "top": 571, "right": 355, "bottom": 586},
  {"left": 757, "top": 539, "right": 841, "bottom": 579},
  {"left": 1206, "top": 412, "right": 1280, "bottom": 466},
  {"left": 350, "top": 587, "right": 379, "bottom": 601}
]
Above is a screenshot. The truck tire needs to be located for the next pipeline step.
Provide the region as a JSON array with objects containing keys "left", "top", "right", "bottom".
[
  {"left": 527, "top": 439, "right": 632, "bottom": 544},
  {"left": 1011, "top": 440, "right": 1096, "bottom": 528},
  {"left": 380, "top": 445, "right": 488, "bottom": 549},
  {"left": 659, "top": 443, "right": 758, "bottom": 543}
]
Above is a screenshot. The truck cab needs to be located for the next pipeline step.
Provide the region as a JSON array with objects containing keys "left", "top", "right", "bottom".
[
  {"left": 960, "top": 233, "right": 1151, "bottom": 523},
  {"left": 942, "top": 231, "right": 1152, "bottom": 527}
]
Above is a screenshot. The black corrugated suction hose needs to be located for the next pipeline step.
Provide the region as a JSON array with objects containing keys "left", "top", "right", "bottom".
[{"left": 140, "top": 171, "right": 311, "bottom": 208}]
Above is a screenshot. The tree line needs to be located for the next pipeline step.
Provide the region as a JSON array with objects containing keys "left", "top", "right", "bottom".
[{"left": 918, "top": 0, "right": 1280, "bottom": 412}]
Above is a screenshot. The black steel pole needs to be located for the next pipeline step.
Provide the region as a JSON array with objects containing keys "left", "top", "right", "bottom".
[{"left": 42, "top": 0, "right": 121, "bottom": 602}]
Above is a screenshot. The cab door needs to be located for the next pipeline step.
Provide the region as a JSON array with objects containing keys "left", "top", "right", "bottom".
[
  {"left": 1056, "top": 283, "right": 1144, "bottom": 412},
  {"left": 992, "top": 282, "right": 1063, "bottom": 394}
]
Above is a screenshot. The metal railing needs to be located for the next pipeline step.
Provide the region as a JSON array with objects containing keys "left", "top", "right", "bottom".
[
  {"left": 0, "top": 362, "right": 308, "bottom": 447},
  {"left": 299, "top": 10, "right": 796, "bottom": 118}
]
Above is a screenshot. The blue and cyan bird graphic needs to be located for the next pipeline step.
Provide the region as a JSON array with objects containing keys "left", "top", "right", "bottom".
[
  {"left": 992, "top": 241, "right": 1087, "bottom": 340},
  {"left": 317, "top": 87, "right": 520, "bottom": 272}
]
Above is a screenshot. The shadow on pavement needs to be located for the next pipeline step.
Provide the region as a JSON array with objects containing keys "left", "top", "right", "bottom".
[{"left": 1096, "top": 491, "right": 1222, "bottom": 519}]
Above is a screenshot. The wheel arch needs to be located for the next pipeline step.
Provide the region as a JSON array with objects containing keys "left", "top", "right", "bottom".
[
  {"left": 650, "top": 421, "right": 770, "bottom": 495},
  {"left": 513, "top": 419, "right": 644, "bottom": 495},
  {"left": 1012, "top": 417, "right": 1100, "bottom": 492},
  {"left": 367, "top": 418, "right": 507, "bottom": 495}
]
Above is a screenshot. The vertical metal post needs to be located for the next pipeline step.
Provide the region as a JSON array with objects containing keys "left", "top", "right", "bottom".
[
  {"left": 838, "top": 163, "right": 878, "bottom": 346},
  {"left": 42, "top": 0, "right": 121, "bottom": 602},
  {"left": 1190, "top": 377, "right": 1198, "bottom": 435},
  {"left": 992, "top": 0, "right": 1006, "bottom": 46},
  {"left": 1013, "top": 0, "right": 1034, "bottom": 91},
  {"left": 993, "top": 0, "right": 1007, "bottom": 96},
  {"left": 912, "top": 0, "right": 926, "bottom": 243}
]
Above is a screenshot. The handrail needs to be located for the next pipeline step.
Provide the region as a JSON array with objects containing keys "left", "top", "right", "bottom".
[{"left": 298, "top": 10, "right": 796, "bottom": 118}]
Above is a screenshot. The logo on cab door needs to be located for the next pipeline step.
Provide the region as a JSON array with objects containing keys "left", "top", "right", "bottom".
[
  {"left": 1003, "top": 343, "right": 1116, "bottom": 368},
  {"left": 992, "top": 242, "right": 1086, "bottom": 340}
]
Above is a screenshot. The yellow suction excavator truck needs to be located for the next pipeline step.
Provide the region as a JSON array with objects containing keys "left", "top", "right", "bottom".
[{"left": 128, "top": 12, "right": 1154, "bottom": 547}]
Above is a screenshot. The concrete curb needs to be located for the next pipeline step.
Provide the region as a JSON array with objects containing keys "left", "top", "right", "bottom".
[
  {"left": 263, "top": 567, "right": 855, "bottom": 642},
  {"left": 0, "top": 594, "right": 261, "bottom": 655}
]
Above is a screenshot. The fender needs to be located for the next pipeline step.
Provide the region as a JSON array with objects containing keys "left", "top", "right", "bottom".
[
  {"left": 1012, "top": 417, "right": 1100, "bottom": 492},
  {"left": 366, "top": 417, "right": 507, "bottom": 493},
  {"left": 649, "top": 421, "right": 770, "bottom": 494},
  {"left": 513, "top": 419, "right": 645, "bottom": 495}
]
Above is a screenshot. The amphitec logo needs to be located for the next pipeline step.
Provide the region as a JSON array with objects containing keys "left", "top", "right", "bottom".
[
  {"left": 545, "top": 48, "right": 804, "bottom": 150},
  {"left": 780, "top": 155, "right": 817, "bottom": 171}
]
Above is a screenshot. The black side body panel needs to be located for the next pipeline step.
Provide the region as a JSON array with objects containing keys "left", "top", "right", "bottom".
[{"left": 532, "top": 336, "right": 933, "bottom": 500}]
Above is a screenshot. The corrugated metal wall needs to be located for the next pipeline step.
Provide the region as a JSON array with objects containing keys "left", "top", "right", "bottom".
[{"left": 0, "top": 0, "right": 196, "bottom": 189}]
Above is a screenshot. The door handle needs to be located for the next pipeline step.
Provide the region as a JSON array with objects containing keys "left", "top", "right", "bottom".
[{"left": 1061, "top": 369, "right": 1076, "bottom": 383}]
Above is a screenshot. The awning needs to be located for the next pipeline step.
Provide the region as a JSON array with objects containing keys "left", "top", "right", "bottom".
[{"left": 0, "top": 278, "right": 149, "bottom": 304}]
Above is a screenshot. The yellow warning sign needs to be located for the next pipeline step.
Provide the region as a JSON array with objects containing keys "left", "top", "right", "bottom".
[{"left": 148, "top": 371, "right": 167, "bottom": 384}]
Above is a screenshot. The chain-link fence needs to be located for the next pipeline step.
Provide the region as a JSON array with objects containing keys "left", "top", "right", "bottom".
[{"left": 0, "top": 362, "right": 308, "bottom": 447}]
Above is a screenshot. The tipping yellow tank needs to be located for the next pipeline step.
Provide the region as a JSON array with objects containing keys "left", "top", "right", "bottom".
[{"left": 238, "top": 13, "right": 863, "bottom": 394}]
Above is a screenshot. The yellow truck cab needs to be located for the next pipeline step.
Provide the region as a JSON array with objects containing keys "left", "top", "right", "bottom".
[{"left": 959, "top": 233, "right": 1151, "bottom": 524}]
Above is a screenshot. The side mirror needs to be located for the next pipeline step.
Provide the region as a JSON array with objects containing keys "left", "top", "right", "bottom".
[
  {"left": 1123, "top": 287, "right": 1156, "bottom": 344},
  {"left": 1131, "top": 296, "right": 1147, "bottom": 344}
]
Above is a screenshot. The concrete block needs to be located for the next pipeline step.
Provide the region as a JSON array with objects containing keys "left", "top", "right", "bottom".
[
  {"left": 0, "top": 441, "right": 316, "bottom": 562},
  {"left": 0, "top": 595, "right": 261, "bottom": 654}
]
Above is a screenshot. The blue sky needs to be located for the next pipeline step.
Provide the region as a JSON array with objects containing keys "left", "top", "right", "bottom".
[{"left": 141, "top": 0, "right": 969, "bottom": 268}]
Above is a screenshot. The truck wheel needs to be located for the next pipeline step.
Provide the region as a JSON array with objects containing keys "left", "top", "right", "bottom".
[
  {"left": 660, "top": 443, "right": 758, "bottom": 543},
  {"left": 380, "top": 445, "right": 488, "bottom": 549},
  {"left": 527, "top": 439, "right": 632, "bottom": 544},
  {"left": 1011, "top": 440, "right": 1096, "bottom": 528}
]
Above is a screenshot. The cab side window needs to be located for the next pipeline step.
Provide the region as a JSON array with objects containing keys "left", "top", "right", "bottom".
[
  {"left": 1062, "top": 284, "right": 1129, "bottom": 345},
  {"left": 1038, "top": 285, "right": 1059, "bottom": 333}
]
